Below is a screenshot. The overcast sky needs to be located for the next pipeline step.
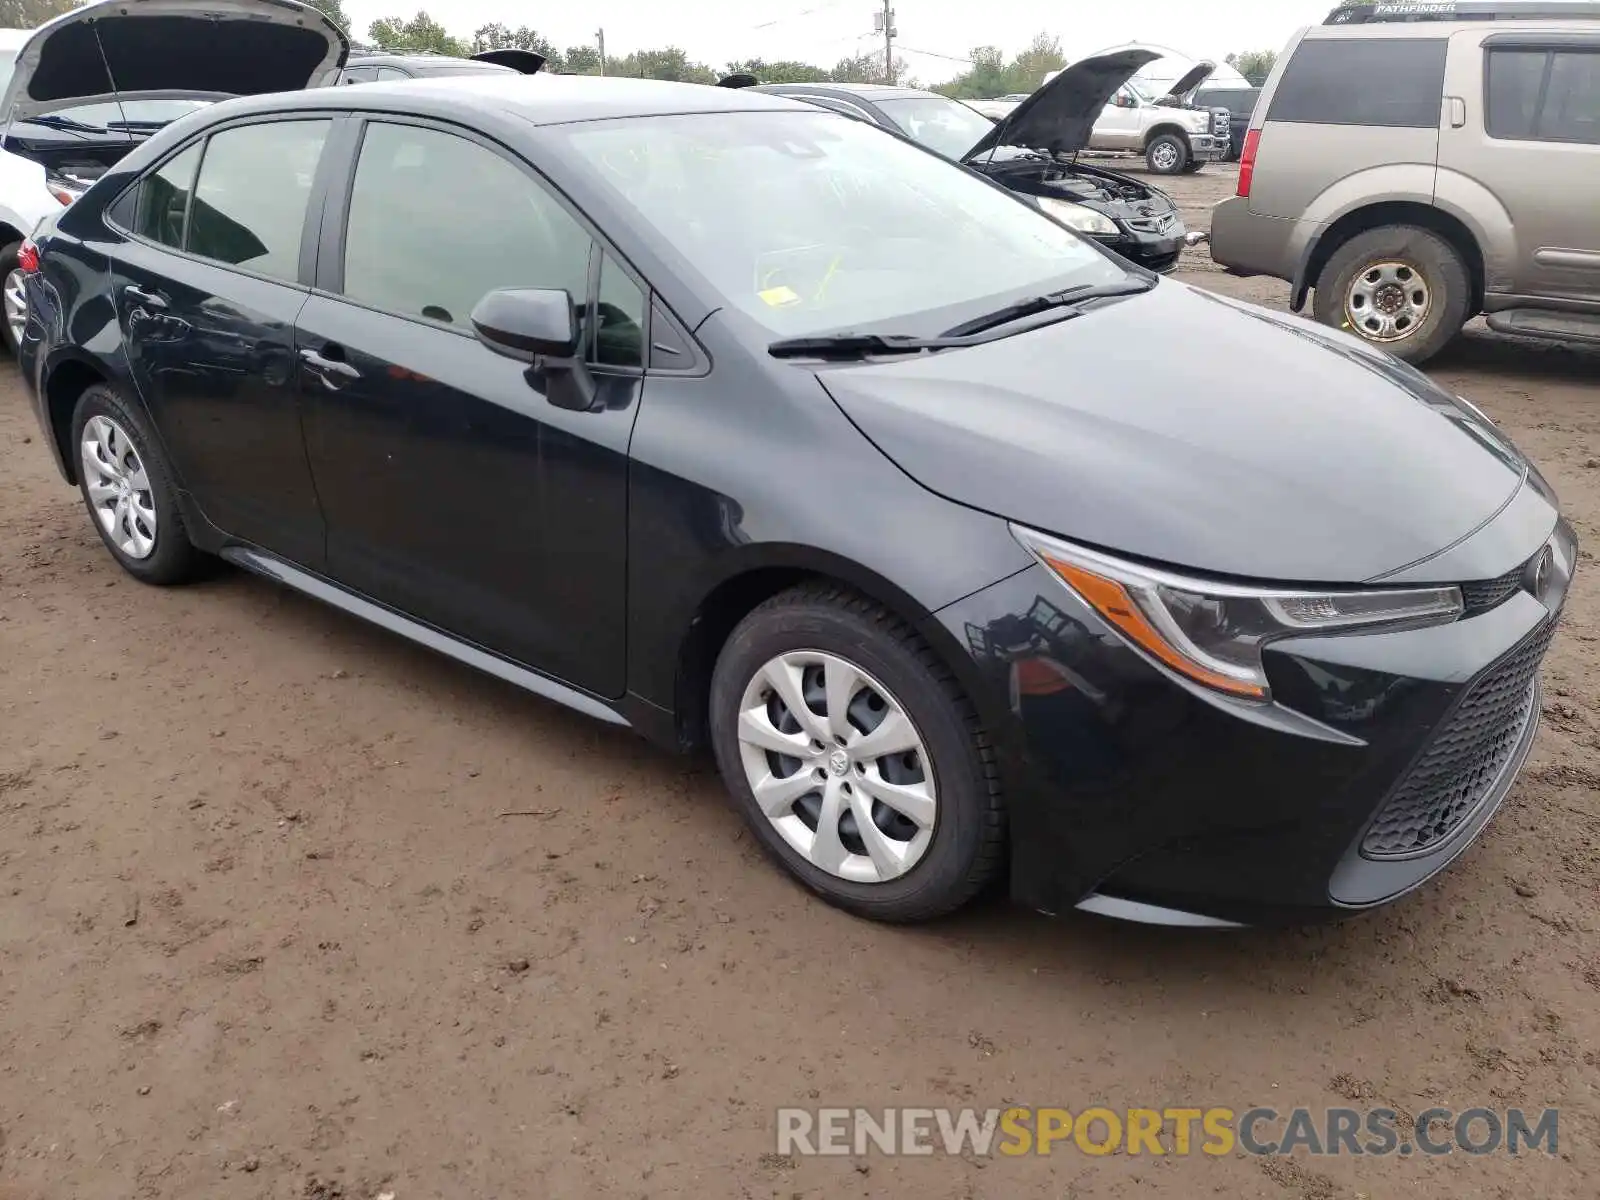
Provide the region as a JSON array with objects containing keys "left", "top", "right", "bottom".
[{"left": 342, "top": 0, "right": 1336, "bottom": 83}]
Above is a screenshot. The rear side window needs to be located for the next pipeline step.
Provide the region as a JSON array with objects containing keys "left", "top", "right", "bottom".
[
  {"left": 341, "top": 122, "right": 594, "bottom": 330},
  {"left": 374, "top": 67, "right": 410, "bottom": 81},
  {"left": 1487, "top": 48, "right": 1600, "bottom": 143},
  {"left": 1268, "top": 38, "right": 1448, "bottom": 128},
  {"left": 132, "top": 142, "right": 202, "bottom": 248},
  {"left": 188, "top": 120, "right": 331, "bottom": 281}
]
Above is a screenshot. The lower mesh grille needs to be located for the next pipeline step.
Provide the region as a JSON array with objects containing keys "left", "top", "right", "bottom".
[
  {"left": 1360, "top": 621, "right": 1554, "bottom": 859},
  {"left": 1460, "top": 565, "right": 1525, "bottom": 615}
]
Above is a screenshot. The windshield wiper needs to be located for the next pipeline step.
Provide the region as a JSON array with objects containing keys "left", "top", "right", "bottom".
[
  {"left": 768, "top": 331, "right": 971, "bottom": 360},
  {"left": 17, "top": 113, "right": 112, "bottom": 135},
  {"left": 939, "top": 278, "right": 1156, "bottom": 338},
  {"left": 107, "top": 120, "right": 174, "bottom": 132}
]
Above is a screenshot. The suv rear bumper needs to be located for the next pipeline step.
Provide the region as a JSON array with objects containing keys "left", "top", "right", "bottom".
[{"left": 1208, "top": 196, "right": 1297, "bottom": 278}]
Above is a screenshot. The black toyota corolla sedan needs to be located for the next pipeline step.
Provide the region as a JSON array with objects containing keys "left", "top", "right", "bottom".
[{"left": 18, "top": 69, "right": 1576, "bottom": 927}]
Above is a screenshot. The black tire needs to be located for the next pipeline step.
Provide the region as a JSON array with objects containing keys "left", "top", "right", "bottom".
[
  {"left": 709, "top": 583, "right": 1005, "bottom": 923},
  {"left": 1145, "top": 132, "right": 1189, "bottom": 175},
  {"left": 0, "top": 241, "right": 23, "bottom": 358},
  {"left": 1312, "top": 225, "right": 1471, "bottom": 365},
  {"left": 71, "top": 384, "right": 205, "bottom": 585}
]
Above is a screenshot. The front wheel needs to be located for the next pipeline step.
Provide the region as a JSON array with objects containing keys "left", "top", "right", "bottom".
[
  {"left": 1, "top": 241, "right": 26, "bottom": 357},
  {"left": 1146, "top": 133, "right": 1189, "bottom": 175},
  {"left": 1313, "top": 225, "right": 1470, "bottom": 364},
  {"left": 709, "top": 584, "right": 1005, "bottom": 923}
]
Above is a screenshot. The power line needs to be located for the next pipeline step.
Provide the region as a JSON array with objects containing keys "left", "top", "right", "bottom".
[
  {"left": 751, "top": 0, "right": 849, "bottom": 30},
  {"left": 895, "top": 45, "right": 974, "bottom": 64}
]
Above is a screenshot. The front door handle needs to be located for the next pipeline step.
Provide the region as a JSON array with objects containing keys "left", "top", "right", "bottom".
[
  {"left": 299, "top": 347, "right": 361, "bottom": 382},
  {"left": 124, "top": 284, "right": 168, "bottom": 310}
]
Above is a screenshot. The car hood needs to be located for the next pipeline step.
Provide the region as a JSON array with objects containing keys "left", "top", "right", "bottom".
[
  {"left": 819, "top": 283, "right": 1528, "bottom": 584},
  {"left": 963, "top": 48, "right": 1161, "bottom": 161},
  {"left": 1157, "top": 61, "right": 1217, "bottom": 104},
  {"left": 0, "top": 0, "right": 349, "bottom": 123},
  {"left": 471, "top": 49, "right": 545, "bottom": 74}
]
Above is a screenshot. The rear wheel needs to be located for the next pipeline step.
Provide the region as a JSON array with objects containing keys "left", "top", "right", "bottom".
[
  {"left": 1146, "top": 133, "right": 1189, "bottom": 175},
  {"left": 1, "top": 241, "right": 25, "bottom": 357},
  {"left": 72, "top": 384, "right": 205, "bottom": 585},
  {"left": 709, "top": 584, "right": 1005, "bottom": 923},
  {"left": 1313, "top": 225, "right": 1470, "bottom": 364}
]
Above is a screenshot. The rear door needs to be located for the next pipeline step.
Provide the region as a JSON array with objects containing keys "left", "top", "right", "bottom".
[
  {"left": 108, "top": 117, "right": 334, "bottom": 566},
  {"left": 295, "top": 117, "right": 646, "bottom": 697},
  {"left": 1442, "top": 31, "right": 1600, "bottom": 303}
]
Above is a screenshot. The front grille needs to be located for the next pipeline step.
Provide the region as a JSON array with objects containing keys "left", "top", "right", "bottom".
[
  {"left": 1360, "top": 621, "right": 1555, "bottom": 859},
  {"left": 1460, "top": 565, "right": 1525, "bottom": 615},
  {"left": 1211, "top": 110, "right": 1230, "bottom": 137}
]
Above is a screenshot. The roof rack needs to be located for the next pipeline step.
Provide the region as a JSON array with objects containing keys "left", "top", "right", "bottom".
[{"left": 1327, "top": 1, "right": 1600, "bottom": 23}]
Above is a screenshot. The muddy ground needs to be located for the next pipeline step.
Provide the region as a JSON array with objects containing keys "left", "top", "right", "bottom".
[{"left": 2, "top": 163, "right": 1598, "bottom": 1200}]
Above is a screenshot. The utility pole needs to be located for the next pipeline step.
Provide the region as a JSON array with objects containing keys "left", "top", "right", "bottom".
[
  {"left": 873, "top": 2, "right": 897, "bottom": 84},
  {"left": 596, "top": 27, "right": 606, "bottom": 75}
]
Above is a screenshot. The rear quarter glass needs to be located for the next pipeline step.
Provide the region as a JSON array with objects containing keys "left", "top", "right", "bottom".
[{"left": 1268, "top": 37, "right": 1449, "bottom": 127}]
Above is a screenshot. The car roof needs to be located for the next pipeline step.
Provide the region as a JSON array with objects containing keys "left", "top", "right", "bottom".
[{"left": 207, "top": 72, "right": 817, "bottom": 125}]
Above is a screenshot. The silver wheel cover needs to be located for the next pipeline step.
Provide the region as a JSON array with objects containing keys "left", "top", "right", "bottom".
[
  {"left": 80, "top": 415, "right": 158, "bottom": 560},
  {"left": 736, "top": 650, "right": 937, "bottom": 884},
  {"left": 4, "top": 267, "right": 27, "bottom": 346}
]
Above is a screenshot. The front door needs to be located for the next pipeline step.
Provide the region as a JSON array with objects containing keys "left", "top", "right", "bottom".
[
  {"left": 108, "top": 118, "right": 334, "bottom": 566},
  {"left": 297, "top": 118, "right": 647, "bottom": 698},
  {"left": 1442, "top": 31, "right": 1600, "bottom": 303},
  {"left": 1093, "top": 88, "right": 1143, "bottom": 150}
]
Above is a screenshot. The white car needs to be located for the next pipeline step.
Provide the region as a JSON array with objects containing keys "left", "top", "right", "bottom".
[
  {"left": 1042, "top": 60, "right": 1230, "bottom": 175},
  {"left": 0, "top": 0, "right": 348, "bottom": 354}
]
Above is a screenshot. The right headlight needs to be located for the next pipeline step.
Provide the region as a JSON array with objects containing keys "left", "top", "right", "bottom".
[
  {"left": 1013, "top": 526, "right": 1464, "bottom": 702},
  {"left": 1036, "top": 197, "right": 1120, "bottom": 237}
]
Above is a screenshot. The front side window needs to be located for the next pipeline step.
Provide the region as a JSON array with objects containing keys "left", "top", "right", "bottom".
[
  {"left": 187, "top": 120, "right": 331, "bottom": 281},
  {"left": 374, "top": 67, "right": 410, "bottom": 81},
  {"left": 593, "top": 253, "right": 645, "bottom": 368},
  {"left": 874, "top": 95, "right": 993, "bottom": 159},
  {"left": 559, "top": 110, "right": 1125, "bottom": 339},
  {"left": 341, "top": 122, "right": 594, "bottom": 330},
  {"left": 1269, "top": 38, "right": 1448, "bottom": 128},
  {"left": 133, "top": 142, "right": 202, "bottom": 249},
  {"left": 1488, "top": 48, "right": 1600, "bottom": 144}
]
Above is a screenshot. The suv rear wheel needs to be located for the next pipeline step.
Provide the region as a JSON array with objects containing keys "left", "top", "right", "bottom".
[
  {"left": 1313, "top": 225, "right": 1470, "bottom": 364},
  {"left": 1145, "top": 133, "right": 1190, "bottom": 175}
]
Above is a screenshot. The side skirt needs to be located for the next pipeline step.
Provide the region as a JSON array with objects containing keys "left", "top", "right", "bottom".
[{"left": 221, "top": 546, "right": 631, "bottom": 729}]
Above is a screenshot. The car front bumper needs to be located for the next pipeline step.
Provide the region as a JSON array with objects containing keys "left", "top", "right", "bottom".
[
  {"left": 1188, "top": 134, "right": 1226, "bottom": 163},
  {"left": 1096, "top": 224, "right": 1185, "bottom": 274},
  {"left": 938, "top": 516, "right": 1576, "bottom": 926}
]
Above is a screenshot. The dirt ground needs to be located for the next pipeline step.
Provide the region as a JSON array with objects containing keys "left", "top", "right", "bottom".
[{"left": 2, "top": 162, "right": 1599, "bottom": 1200}]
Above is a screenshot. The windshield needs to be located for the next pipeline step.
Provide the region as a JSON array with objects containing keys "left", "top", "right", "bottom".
[
  {"left": 559, "top": 111, "right": 1128, "bottom": 339},
  {"left": 873, "top": 94, "right": 994, "bottom": 160}
]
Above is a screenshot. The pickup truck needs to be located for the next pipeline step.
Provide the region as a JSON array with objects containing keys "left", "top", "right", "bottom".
[{"left": 1044, "top": 61, "right": 1231, "bottom": 174}]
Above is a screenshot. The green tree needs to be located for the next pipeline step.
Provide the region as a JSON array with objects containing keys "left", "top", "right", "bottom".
[
  {"left": 1224, "top": 49, "right": 1278, "bottom": 86},
  {"left": 299, "top": 0, "right": 349, "bottom": 34},
  {"left": 0, "top": 0, "right": 80, "bottom": 24},
  {"left": 724, "top": 58, "right": 830, "bottom": 84},
  {"left": 1010, "top": 33, "right": 1066, "bottom": 93},
  {"left": 608, "top": 46, "right": 716, "bottom": 83},
  {"left": 562, "top": 44, "right": 602, "bottom": 75},
  {"left": 368, "top": 10, "right": 466, "bottom": 56},
  {"left": 827, "top": 52, "right": 907, "bottom": 85}
]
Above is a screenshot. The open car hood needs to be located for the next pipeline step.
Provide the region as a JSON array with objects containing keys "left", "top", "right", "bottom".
[
  {"left": 471, "top": 49, "right": 545, "bottom": 75},
  {"left": 1157, "top": 61, "right": 1218, "bottom": 105},
  {"left": 0, "top": 0, "right": 349, "bottom": 123},
  {"left": 963, "top": 48, "right": 1161, "bottom": 161}
]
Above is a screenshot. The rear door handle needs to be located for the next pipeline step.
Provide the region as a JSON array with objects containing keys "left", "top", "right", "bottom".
[
  {"left": 1446, "top": 96, "right": 1467, "bottom": 128},
  {"left": 299, "top": 347, "right": 361, "bottom": 381},
  {"left": 124, "top": 285, "right": 168, "bottom": 310}
]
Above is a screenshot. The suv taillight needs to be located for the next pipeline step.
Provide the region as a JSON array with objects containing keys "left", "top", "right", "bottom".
[
  {"left": 18, "top": 239, "right": 39, "bottom": 274},
  {"left": 1236, "top": 130, "right": 1261, "bottom": 198}
]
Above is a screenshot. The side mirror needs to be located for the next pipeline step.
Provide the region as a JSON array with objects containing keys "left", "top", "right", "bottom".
[
  {"left": 471, "top": 287, "right": 599, "bottom": 413},
  {"left": 471, "top": 288, "right": 579, "bottom": 360}
]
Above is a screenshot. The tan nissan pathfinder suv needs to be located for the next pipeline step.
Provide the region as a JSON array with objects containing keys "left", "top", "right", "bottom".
[{"left": 1210, "top": 1, "right": 1600, "bottom": 363}]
